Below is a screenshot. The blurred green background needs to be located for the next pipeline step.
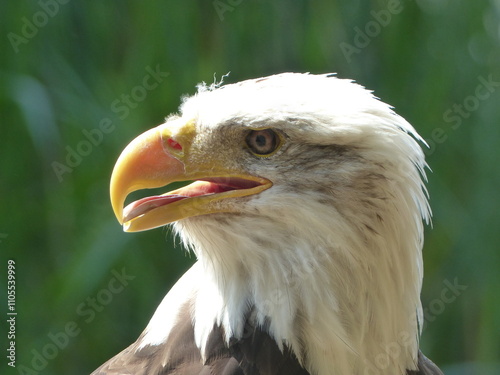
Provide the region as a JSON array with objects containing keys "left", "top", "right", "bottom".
[{"left": 1, "top": 1, "right": 499, "bottom": 374}]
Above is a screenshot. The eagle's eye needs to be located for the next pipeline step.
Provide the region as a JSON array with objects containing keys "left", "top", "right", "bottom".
[{"left": 245, "top": 129, "right": 281, "bottom": 156}]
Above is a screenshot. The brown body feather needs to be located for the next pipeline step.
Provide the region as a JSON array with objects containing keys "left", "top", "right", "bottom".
[
  {"left": 92, "top": 305, "right": 442, "bottom": 375},
  {"left": 91, "top": 305, "right": 309, "bottom": 375}
]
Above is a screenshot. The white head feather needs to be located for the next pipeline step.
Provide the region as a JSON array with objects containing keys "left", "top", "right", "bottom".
[{"left": 144, "top": 73, "right": 431, "bottom": 375}]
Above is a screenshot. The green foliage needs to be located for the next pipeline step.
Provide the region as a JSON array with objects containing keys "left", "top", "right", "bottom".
[{"left": 0, "top": 1, "right": 498, "bottom": 374}]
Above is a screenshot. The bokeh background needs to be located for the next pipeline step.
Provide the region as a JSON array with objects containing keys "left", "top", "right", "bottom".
[{"left": 1, "top": 1, "right": 499, "bottom": 374}]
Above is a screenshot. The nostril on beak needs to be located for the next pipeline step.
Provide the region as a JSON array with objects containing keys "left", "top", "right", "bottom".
[{"left": 166, "top": 138, "right": 182, "bottom": 151}]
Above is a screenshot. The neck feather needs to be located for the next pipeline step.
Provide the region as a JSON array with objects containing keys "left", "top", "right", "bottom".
[{"left": 175, "top": 187, "right": 425, "bottom": 375}]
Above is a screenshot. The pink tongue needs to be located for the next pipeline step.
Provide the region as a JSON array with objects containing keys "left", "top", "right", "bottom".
[
  {"left": 121, "top": 179, "right": 260, "bottom": 223},
  {"left": 123, "top": 195, "right": 187, "bottom": 223},
  {"left": 122, "top": 181, "right": 229, "bottom": 222}
]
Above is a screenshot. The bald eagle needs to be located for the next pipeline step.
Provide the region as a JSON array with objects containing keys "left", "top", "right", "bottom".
[{"left": 92, "top": 73, "right": 443, "bottom": 375}]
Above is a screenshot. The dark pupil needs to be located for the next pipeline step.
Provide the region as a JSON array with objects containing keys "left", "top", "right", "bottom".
[
  {"left": 255, "top": 134, "right": 267, "bottom": 148},
  {"left": 246, "top": 129, "right": 278, "bottom": 155}
]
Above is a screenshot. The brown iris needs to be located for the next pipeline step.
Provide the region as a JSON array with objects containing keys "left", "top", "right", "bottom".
[{"left": 245, "top": 129, "right": 281, "bottom": 156}]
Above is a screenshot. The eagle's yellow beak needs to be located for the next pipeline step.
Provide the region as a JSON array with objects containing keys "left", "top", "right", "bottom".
[{"left": 110, "top": 120, "right": 272, "bottom": 232}]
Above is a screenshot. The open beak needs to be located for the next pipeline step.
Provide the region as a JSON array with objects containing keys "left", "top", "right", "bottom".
[{"left": 110, "top": 120, "right": 272, "bottom": 232}]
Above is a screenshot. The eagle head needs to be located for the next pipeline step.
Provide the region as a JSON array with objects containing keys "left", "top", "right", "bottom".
[{"left": 106, "top": 73, "right": 436, "bottom": 375}]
